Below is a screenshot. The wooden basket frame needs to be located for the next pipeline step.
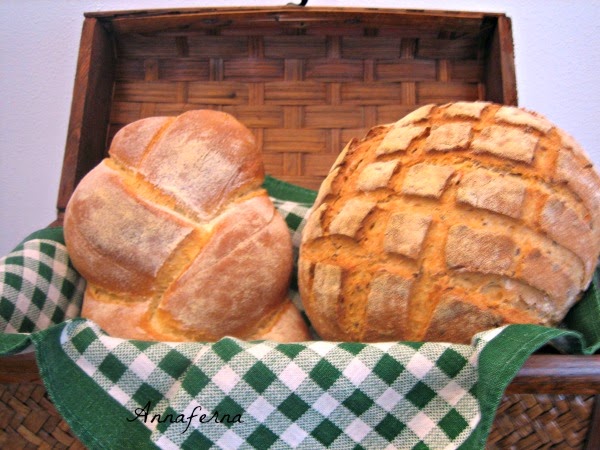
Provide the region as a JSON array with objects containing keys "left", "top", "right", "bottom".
[{"left": 0, "top": 6, "right": 598, "bottom": 448}]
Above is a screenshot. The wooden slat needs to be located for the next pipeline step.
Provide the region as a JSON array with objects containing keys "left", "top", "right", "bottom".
[
  {"left": 377, "top": 104, "right": 424, "bottom": 124},
  {"left": 0, "top": 354, "right": 40, "bottom": 383},
  {"left": 342, "top": 37, "right": 402, "bottom": 59},
  {"left": 57, "top": 17, "right": 115, "bottom": 214},
  {"left": 263, "top": 129, "right": 327, "bottom": 153},
  {"left": 485, "top": 15, "right": 518, "bottom": 105},
  {"left": 115, "top": 58, "right": 145, "bottom": 80},
  {"left": 159, "top": 59, "right": 210, "bottom": 81},
  {"left": 417, "top": 37, "right": 480, "bottom": 59},
  {"left": 264, "top": 81, "right": 327, "bottom": 105},
  {"left": 506, "top": 355, "right": 600, "bottom": 395},
  {"left": 114, "top": 80, "right": 178, "bottom": 102},
  {"left": 305, "top": 59, "right": 364, "bottom": 81},
  {"left": 224, "top": 59, "right": 284, "bottom": 81},
  {"left": 341, "top": 82, "right": 403, "bottom": 105},
  {"left": 187, "top": 81, "right": 249, "bottom": 104},
  {"left": 586, "top": 397, "right": 600, "bottom": 450},
  {"left": 92, "top": 8, "right": 490, "bottom": 35},
  {"left": 222, "top": 105, "right": 283, "bottom": 128},
  {"left": 283, "top": 152, "right": 301, "bottom": 177},
  {"left": 304, "top": 106, "right": 365, "bottom": 129},
  {"left": 263, "top": 152, "right": 283, "bottom": 177},
  {"left": 116, "top": 33, "right": 177, "bottom": 57},
  {"left": 450, "top": 59, "right": 484, "bottom": 82},
  {"left": 187, "top": 35, "right": 249, "bottom": 57},
  {"left": 341, "top": 128, "right": 371, "bottom": 144},
  {"left": 264, "top": 35, "right": 327, "bottom": 58},
  {"left": 417, "top": 80, "right": 480, "bottom": 103},
  {"left": 304, "top": 153, "right": 339, "bottom": 178},
  {"left": 110, "top": 101, "right": 142, "bottom": 124},
  {"left": 376, "top": 59, "right": 437, "bottom": 81}
]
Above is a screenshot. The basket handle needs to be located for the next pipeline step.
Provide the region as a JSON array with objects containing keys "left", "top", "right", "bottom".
[{"left": 287, "top": 0, "right": 308, "bottom": 6}]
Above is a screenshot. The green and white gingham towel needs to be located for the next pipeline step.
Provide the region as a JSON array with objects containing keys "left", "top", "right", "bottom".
[
  {"left": 0, "top": 227, "right": 84, "bottom": 335},
  {"left": 1, "top": 176, "right": 598, "bottom": 450}
]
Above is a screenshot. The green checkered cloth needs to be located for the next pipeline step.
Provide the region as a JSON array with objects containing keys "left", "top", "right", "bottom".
[
  {"left": 0, "top": 227, "right": 85, "bottom": 335},
  {"left": 1, "top": 176, "right": 598, "bottom": 450}
]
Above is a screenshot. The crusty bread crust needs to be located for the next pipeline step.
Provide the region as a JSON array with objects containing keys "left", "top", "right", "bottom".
[
  {"left": 299, "top": 102, "right": 600, "bottom": 344},
  {"left": 65, "top": 110, "right": 310, "bottom": 342}
]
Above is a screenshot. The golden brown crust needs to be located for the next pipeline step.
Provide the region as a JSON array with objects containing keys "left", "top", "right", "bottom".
[
  {"left": 422, "top": 295, "right": 506, "bottom": 343},
  {"left": 139, "top": 110, "right": 264, "bottom": 221},
  {"left": 384, "top": 212, "right": 432, "bottom": 260},
  {"left": 456, "top": 168, "right": 526, "bottom": 219},
  {"left": 253, "top": 300, "right": 311, "bottom": 342},
  {"left": 299, "top": 102, "right": 600, "bottom": 344},
  {"left": 109, "top": 116, "right": 174, "bottom": 168},
  {"left": 156, "top": 196, "right": 293, "bottom": 340},
  {"left": 306, "top": 263, "right": 344, "bottom": 340},
  {"left": 363, "top": 271, "right": 413, "bottom": 341},
  {"left": 402, "top": 163, "right": 455, "bottom": 199},
  {"left": 65, "top": 110, "right": 305, "bottom": 343},
  {"left": 64, "top": 162, "right": 195, "bottom": 295},
  {"left": 81, "top": 289, "right": 157, "bottom": 341}
]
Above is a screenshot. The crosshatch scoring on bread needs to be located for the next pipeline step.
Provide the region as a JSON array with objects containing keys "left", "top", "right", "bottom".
[
  {"left": 298, "top": 102, "right": 600, "bottom": 344},
  {"left": 64, "top": 110, "right": 310, "bottom": 342}
]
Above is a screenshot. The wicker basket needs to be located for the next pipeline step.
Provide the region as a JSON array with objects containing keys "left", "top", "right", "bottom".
[{"left": 1, "top": 6, "right": 598, "bottom": 448}]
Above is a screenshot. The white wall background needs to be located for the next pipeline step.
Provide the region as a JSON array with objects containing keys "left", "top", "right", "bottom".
[{"left": 1, "top": 0, "right": 599, "bottom": 256}]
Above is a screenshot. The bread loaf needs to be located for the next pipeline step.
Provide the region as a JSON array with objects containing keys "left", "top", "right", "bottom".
[
  {"left": 64, "top": 110, "right": 310, "bottom": 342},
  {"left": 299, "top": 102, "right": 600, "bottom": 344}
]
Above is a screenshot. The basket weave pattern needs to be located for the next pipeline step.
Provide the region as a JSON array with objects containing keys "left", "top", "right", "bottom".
[
  {"left": 108, "top": 15, "right": 486, "bottom": 190},
  {"left": 0, "top": 381, "right": 595, "bottom": 449},
  {"left": 0, "top": 382, "right": 84, "bottom": 449},
  {"left": 487, "top": 394, "right": 596, "bottom": 449}
]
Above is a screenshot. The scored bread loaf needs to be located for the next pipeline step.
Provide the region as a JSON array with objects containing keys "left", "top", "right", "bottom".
[
  {"left": 64, "top": 110, "right": 310, "bottom": 342},
  {"left": 299, "top": 102, "right": 600, "bottom": 344}
]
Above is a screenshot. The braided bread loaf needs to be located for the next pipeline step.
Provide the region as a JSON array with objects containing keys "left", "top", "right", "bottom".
[
  {"left": 65, "top": 110, "right": 310, "bottom": 342},
  {"left": 299, "top": 102, "right": 600, "bottom": 343}
]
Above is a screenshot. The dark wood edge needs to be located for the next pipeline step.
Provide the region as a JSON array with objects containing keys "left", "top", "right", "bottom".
[
  {"left": 505, "top": 355, "right": 600, "bottom": 394},
  {"left": 93, "top": 7, "right": 508, "bottom": 37},
  {"left": 83, "top": 6, "right": 506, "bottom": 21},
  {"left": 483, "top": 14, "right": 518, "bottom": 106},
  {"left": 57, "top": 18, "right": 95, "bottom": 216},
  {"left": 57, "top": 17, "right": 115, "bottom": 218},
  {"left": 496, "top": 15, "right": 518, "bottom": 106},
  {"left": 585, "top": 395, "right": 600, "bottom": 450},
  {"left": 0, "top": 353, "right": 41, "bottom": 383},
  {"left": 2, "top": 352, "right": 598, "bottom": 393}
]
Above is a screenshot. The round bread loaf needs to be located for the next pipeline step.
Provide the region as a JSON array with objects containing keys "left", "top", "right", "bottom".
[
  {"left": 64, "top": 110, "right": 310, "bottom": 342},
  {"left": 299, "top": 102, "right": 600, "bottom": 344}
]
